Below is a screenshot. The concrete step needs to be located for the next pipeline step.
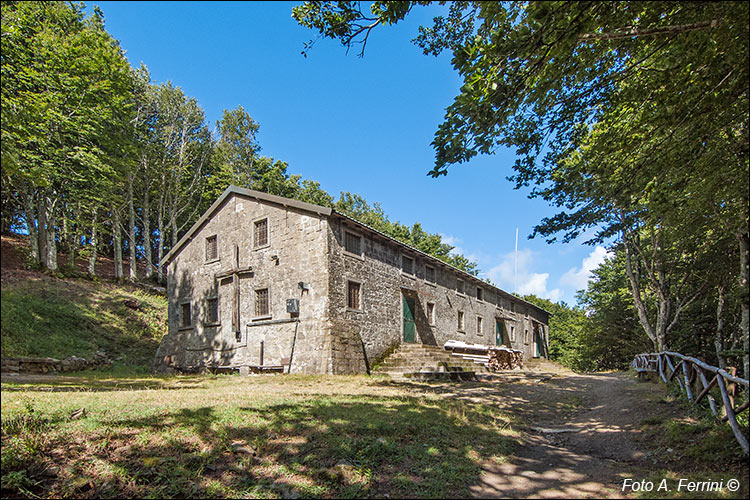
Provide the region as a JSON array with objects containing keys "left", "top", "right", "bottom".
[{"left": 375, "top": 343, "right": 494, "bottom": 376}]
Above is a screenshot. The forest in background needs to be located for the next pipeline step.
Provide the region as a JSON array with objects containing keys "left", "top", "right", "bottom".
[
  {"left": 2, "top": 2, "right": 748, "bottom": 376},
  {"left": 0, "top": 1, "right": 478, "bottom": 285}
]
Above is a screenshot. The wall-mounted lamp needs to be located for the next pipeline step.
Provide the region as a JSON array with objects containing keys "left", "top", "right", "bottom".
[{"left": 298, "top": 281, "right": 311, "bottom": 292}]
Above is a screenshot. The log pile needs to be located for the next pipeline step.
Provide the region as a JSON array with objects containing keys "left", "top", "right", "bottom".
[
  {"left": 487, "top": 347, "right": 524, "bottom": 371},
  {"left": 443, "top": 340, "right": 524, "bottom": 372}
]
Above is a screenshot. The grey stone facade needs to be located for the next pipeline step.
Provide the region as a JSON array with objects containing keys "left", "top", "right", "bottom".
[{"left": 154, "top": 186, "right": 550, "bottom": 374}]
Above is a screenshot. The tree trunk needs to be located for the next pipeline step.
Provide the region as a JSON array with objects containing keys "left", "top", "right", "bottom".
[
  {"left": 23, "top": 188, "right": 39, "bottom": 265},
  {"left": 67, "top": 203, "right": 79, "bottom": 269},
  {"left": 60, "top": 206, "right": 69, "bottom": 255},
  {"left": 88, "top": 208, "right": 98, "bottom": 277},
  {"left": 45, "top": 198, "right": 57, "bottom": 272},
  {"left": 738, "top": 231, "right": 749, "bottom": 379},
  {"left": 128, "top": 180, "right": 137, "bottom": 282},
  {"left": 36, "top": 192, "right": 58, "bottom": 272},
  {"left": 170, "top": 213, "right": 178, "bottom": 247},
  {"left": 143, "top": 186, "right": 152, "bottom": 279},
  {"left": 622, "top": 236, "right": 660, "bottom": 350},
  {"left": 113, "top": 206, "right": 122, "bottom": 281},
  {"left": 157, "top": 193, "right": 165, "bottom": 282},
  {"left": 37, "top": 194, "right": 48, "bottom": 269},
  {"left": 714, "top": 285, "right": 726, "bottom": 369}
]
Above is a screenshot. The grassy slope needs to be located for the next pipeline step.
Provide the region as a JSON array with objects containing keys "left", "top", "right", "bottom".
[{"left": 1, "top": 235, "right": 168, "bottom": 371}]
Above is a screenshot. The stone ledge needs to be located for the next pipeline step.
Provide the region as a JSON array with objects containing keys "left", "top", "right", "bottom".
[{"left": 1, "top": 351, "right": 111, "bottom": 374}]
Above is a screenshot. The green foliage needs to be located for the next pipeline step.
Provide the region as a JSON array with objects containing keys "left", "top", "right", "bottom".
[
  {"left": 522, "top": 294, "right": 593, "bottom": 371},
  {"left": 576, "top": 250, "right": 652, "bottom": 370}
]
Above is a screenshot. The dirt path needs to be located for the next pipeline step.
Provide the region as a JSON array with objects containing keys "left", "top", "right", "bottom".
[
  {"left": 400, "top": 363, "right": 670, "bottom": 499},
  {"left": 467, "top": 371, "right": 645, "bottom": 498}
]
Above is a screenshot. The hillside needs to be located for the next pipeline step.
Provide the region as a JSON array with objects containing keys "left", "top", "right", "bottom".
[{"left": 1, "top": 234, "right": 168, "bottom": 371}]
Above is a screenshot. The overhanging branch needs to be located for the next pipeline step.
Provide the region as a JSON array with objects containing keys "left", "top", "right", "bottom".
[{"left": 579, "top": 19, "right": 720, "bottom": 41}]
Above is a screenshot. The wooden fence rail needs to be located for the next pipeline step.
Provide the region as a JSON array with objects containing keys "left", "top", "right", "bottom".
[{"left": 632, "top": 352, "right": 749, "bottom": 455}]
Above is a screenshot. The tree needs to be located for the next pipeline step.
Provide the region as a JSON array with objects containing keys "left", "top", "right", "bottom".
[
  {"left": 294, "top": 2, "right": 749, "bottom": 371},
  {"left": 2, "top": 1, "right": 134, "bottom": 272},
  {"left": 522, "top": 294, "right": 592, "bottom": 371},
  {"left": 576, "top": 250, "right": 651, "bottom": 370}
]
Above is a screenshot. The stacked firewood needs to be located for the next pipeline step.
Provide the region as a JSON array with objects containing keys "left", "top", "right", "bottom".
[{"left": 487, "top": 347, "right": 523, "bottom": 371}]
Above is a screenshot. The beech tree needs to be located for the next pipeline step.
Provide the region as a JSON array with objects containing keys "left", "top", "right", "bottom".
[
  {"left": 2, "top": 1, "right": 134, "bottom": 272},
  {"left": 294, "top": 1, "right": 749, "bottom": 372}
]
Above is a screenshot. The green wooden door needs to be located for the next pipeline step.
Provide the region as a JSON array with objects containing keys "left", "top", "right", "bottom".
[
  {"left": 534, "top": 327, "right": 542, "bottom": 357},
  {"left": 495, "top": 320, "right": 505, "bottom": 346},
  {"left": 403, "top": 296, "right": 416, "bottom": 343}
]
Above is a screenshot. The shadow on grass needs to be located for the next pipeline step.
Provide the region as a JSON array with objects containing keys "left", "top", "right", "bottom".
[
  {"left": 6, "top": 394, "right": 518, "bottom": 498},
  {"left": 0, "top": 375, "right": 207, "bottom": 392}
]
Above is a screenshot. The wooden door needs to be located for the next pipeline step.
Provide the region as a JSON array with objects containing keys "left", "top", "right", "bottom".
[
  {"left": 402, "top": 296, "right": 416, "bottom": 343},
  {"left": 495, "top": 320, "right": 505, "bottom": 346}
]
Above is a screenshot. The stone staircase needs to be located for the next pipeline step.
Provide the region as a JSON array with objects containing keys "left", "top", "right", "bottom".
[{"left": 374, "top": 343, "right": 488, "bottom": 380}]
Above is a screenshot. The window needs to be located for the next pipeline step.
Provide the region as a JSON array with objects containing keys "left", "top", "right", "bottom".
[
  {"left": 206, "top": 297, "right": 219, "bottom": 324},
  {"left": 427, "top": 302, "right": 435, "bottom": 325},
  {"left": 255, "top": 288, "right": 270, "bottom": 317},
  {"left": 425, "top": 265, "right": 435, "bottom": 283},
  {"left": 205, "top": 235, "right": 217, "bottom": 261},
  {"left": 457, "top": 279, "right": 465, "bottom": 295},
  {"left": 254, "top": 218, "right": 268, "bottom": 247},
  {"left": 510, "top": 326, "right": 516, "bottom": 341},
  {"left": 402, "top": 255, "right": 414, "bottom": 275},
  {"left": 525, "top": 329, "right": 529, "bottom": 343},
  {"left": 181, "top": 302, "right": 192, "bottom": 328},
  {"left": 476, "top": 287, "right": 483, "bottom": 301},
  {"left": 344, "top": 231, "right": 362, "bottom": 255},
  {"left": 477, "top": 316, "right": 483, "bottom": 334},
  {"left": 347, "top": 281, "right": 361, "bottom": 310},
  {"left": 458, "top": 311, "right": 465, "bottom": 331}
]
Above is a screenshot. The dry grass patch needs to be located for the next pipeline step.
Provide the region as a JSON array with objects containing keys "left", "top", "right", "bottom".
[{"left": 2, "top": 374, "right": 516, "bottom": 498}]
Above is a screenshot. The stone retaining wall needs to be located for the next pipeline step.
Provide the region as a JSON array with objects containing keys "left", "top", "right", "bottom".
[{"left": 1, "top": 351, "right": 111, "bottom": 374}]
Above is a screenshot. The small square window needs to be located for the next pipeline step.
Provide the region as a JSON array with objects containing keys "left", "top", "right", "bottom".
[
  {"left": 477, "top": 316, "right": 483, "bottom": 334},
  {"left": 476, "top": 287, "right": 483, "bottom": 301},
  {"left": 402, "top": 255, "right": 414, "bottom": 275},
  {"left": 347, "top": 281, "right": 361, "bottom": 310},
  {"left": 458, "top": 311, "right": 465, "bottom": 332},
  {"left": 255, "top": 288, "right": 270, "bottom": 317},
  {"left": 254, "top": 219, "right": 268, "bottom": 247},
  {"left": 206, "top": 235, "right": 217, "bottom": 261},
  {"left": 457, "top": 279, "right": 464, "bottom": 295},
  {"left": 181, "top": 302, "right": 192, "bottom": 328},
  {"left": 425, "top": 265, "right": 435, "bottom": 283},
  {"left": 206, "top": 297, "right": 218, "bottom": 324},
  {"left": 345, "top": 231, "right": 361, "bottom": 255},
  {"left": 426, "top": 302, "right": 435, "bottom": 325}
]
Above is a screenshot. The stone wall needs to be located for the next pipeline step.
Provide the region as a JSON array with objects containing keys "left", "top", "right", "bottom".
[
  {"left": 1, "top": 351, "right": 111, "bottom": 374},
  {"left": 155, "top": 192, "right": 331, "bottom": 374},
  {"left": 153, "top": 187, "right": 550, "bottom": 376},
  {"left": 327, "top": 215, "right": 550, "bottom": 365}
]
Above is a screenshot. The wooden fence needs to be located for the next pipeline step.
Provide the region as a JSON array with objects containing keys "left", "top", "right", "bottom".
[{"left": 632, "top": 352, "right": 749, "bottom": 455}]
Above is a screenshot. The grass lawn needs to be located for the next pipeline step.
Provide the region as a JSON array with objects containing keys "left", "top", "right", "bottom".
[{"left": 1, "top": 374, "right": 518, "bottom": 498}]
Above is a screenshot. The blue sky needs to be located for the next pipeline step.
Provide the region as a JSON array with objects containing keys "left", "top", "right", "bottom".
[{"left": 91, "top": 1, "right": 609, "bottom": 305}]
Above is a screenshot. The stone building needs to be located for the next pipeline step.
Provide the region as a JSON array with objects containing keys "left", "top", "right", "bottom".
[{"left": 154, "top": 186, "right": 550, "bottom": 374}]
